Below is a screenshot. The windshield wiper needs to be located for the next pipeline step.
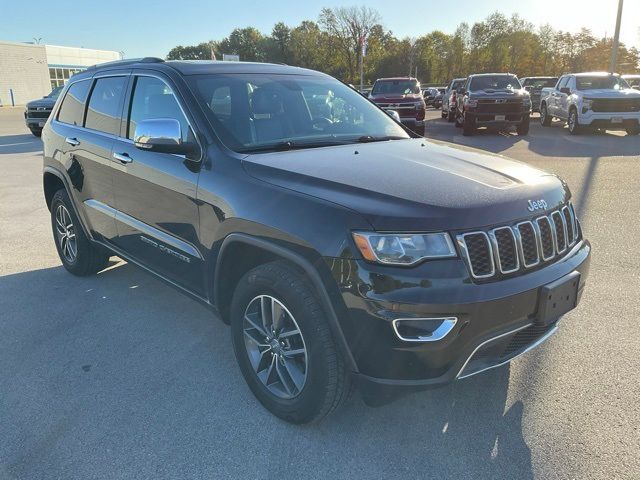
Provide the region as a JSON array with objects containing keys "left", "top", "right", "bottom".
[
  {"left": 357, "top": 135, "right": 406, "bottom": 143},
  {"left": 237, "top": 139, "right": 351, "bottom": 154}
]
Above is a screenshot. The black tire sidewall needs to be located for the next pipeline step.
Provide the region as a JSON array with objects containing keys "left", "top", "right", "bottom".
[{"left": 230, "top": 263, "right": 341, "bottom": 423}]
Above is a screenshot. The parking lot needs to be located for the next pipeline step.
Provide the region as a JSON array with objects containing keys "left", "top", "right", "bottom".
[{"left": 1, "top": 106, "right": 638, "bottom": 479}]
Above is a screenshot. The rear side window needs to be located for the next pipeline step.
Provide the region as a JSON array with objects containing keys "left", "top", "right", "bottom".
[
  {"left": 57, "top": 80, "right": 91, "bottom": 126},
  {"left": 85, "top": 76, "right": 127, "bottom": 135},
  {"left": 127, "top": 76, "right": 190, "bottom": 141}
]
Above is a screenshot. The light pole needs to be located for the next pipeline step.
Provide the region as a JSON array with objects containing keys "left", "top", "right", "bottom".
[{"left": 608, "top": 0, "right": 623, "bottom": 73}]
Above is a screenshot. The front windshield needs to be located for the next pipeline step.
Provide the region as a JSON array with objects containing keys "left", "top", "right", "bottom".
[
  {"left": 371, "top": 80, "right": 420, "bottom": 95},
  {"left": 522, "top": 78, "right": 558, "bottom": 89},
  {"left": 47, "top": 86, "right": 64, "bottom": 99},
  {"left": 469, "top": 75, "right": 521, "bottom": 91},
  {"left": 189, "top": 73, "right": 410, "bottom": 153},
  {"left": 576, "top": 75, "right": 630, "bottom": 90}
]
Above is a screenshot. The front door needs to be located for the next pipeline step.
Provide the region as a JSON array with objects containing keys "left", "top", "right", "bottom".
[{"left": 110, "top": 73, "right": 204, "bottom": 295}]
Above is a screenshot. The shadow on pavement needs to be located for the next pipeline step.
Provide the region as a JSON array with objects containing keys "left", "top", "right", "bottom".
[
  {"left": 0, "top": 260, "right": 534, "bottom": 479},
  {"left": 0, "top": 134, "right": 43, "bottom": 155},
  {"left": 425, "top": 114, "right": 640, "bottom": 158}
]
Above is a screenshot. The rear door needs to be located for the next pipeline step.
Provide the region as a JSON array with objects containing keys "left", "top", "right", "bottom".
[
  {"left": 49, "top": 74, "right": 129, "bottom": 242},
  {"left": 110, "top": 72, "right": 204, "bottom": 295}
]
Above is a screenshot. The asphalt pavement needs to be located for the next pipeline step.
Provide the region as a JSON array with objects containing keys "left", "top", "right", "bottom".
[{"left": 1, "top": 107, "right": 638, "bottom": 479}]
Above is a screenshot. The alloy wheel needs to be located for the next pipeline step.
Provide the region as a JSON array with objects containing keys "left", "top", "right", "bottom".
[
  {"left": 568, "top": 111, "right": 576, "bottom": 132},
  {"left": 242, "top": 295, "right": 308, "bottom": 399},
  {"left": 540, "top": 107, "right": 546, "bottom": 124},
  {"left": 55, "top": 204, "right": 77, "bottom": 263}
]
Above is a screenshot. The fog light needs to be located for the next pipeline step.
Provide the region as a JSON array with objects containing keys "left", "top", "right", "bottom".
[{"left": 392, "top": 317, "right": 457, "bottom": 342}]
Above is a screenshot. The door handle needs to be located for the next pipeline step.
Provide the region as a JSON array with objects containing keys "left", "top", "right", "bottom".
[
  {"left": 113, "top": 152, "right": 133, "bottom": 164},
  {"left": 65, "top": 137, "right": 80, "bottom": 146}
]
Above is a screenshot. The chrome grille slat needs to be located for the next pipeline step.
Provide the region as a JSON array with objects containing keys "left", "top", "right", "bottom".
[{"left": 458, "top": 203, "right": 579, "bottom": 281}]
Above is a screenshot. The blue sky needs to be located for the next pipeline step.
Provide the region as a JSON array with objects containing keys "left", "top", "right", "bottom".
[{"left": 5, "top": 0, "right": 639, "bottom": 58}]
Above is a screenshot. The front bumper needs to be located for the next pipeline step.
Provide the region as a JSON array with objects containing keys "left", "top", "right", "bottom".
[
  {"left": 399, "top": 118, "right": 424, "bottom": 131},
  {"left": 326, "top": 239, "right": 590, "bottom": 391},
  {"left": 466, "top": 107, "right": 530, "bottom": 126},
  {"left": 24, "top": 112, "right": 50, "bottom": 129},
  {"left": 578, "top": 111, "right": 640, "bottom": 129}
]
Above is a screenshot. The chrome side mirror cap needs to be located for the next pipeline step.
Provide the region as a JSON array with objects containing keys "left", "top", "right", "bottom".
[{"left": 134, "top": 118, "right": 195, "bottom": 155}]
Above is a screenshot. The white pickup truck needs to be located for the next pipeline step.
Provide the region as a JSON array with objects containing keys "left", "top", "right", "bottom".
[{"left": 539, "top": 72, "right": 640, "bottom": 135}]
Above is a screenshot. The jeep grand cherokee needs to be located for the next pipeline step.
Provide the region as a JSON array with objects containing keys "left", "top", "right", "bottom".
[{"left": 41, "top": 58, "right": 590, "bottom": 423}]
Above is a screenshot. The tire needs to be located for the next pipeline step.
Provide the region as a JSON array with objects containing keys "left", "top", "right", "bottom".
[
  {"left": 50, "top": 189, "right": 111, "bottom": 276},
  {"left": 540, "top": 104, "right": 551, "bottom": 126},
  {"left": 454, "top": 111, "right": 463, "bottom": 128},
  {"left": 567, "top": 108, "right": 580, "bottom": 135},
  {"left": 30, "top": 128, "right": 42, "bottom": 137},
  {"left": 626, "top": 125, "right": 640, "bottom": 136},
  {"left": 517, "top": 114, "right": 530, "bottom": 135},
  {"left": 462, "top": 113, "right": 475, "bottom": 136},
  {"left": 447, "top": 109, "right": 455, "bottom": 122},
  {"left": 230, "top": 261, "right": 351, "bottom": 424}
]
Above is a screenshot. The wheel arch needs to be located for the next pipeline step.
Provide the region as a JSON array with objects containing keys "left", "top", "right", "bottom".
[
  {"left": 213, "top": 233, "right": 358, "bottom": 372},
  {"left": 43, "top": 166, "right": 93, "bottom": 240}
]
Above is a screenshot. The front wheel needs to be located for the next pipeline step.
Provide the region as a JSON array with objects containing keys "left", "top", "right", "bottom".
[
  {"left": 540, "top": 104, "right": 551, "bottom": 126},
  {"left": 567, "top": 109, "right": 580, "bottom": 135},
  {"left": 230, "top": 261, "right": 351, "bottom": 424},
  {"left": 50, "top": 189, "right": 111, "bottom": 276},
  {"left": 517, "top": 115, "right": 530, "bottom": 135},
  {"left": 462, "top": 113, "right": 475, "bottom": 136}
]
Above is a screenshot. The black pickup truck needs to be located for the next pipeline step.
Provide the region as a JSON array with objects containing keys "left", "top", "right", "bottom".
[
  {"left": 24, "top": 86, "right": 64, "bottom": 137},
  {"left": 454, "top": 73, "right": 532, "bottom": 136}
]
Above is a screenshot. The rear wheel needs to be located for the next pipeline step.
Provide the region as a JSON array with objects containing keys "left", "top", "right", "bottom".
[
  {"left": 230, "top": 261, "right": 350, "bottom": 424},
  {"left": 540, "top": 104, "right": 551, "bottom": 126},
  {"left": 567, "top": 108, "right": 580, "bottom": 135},
  {"left": 517, "top": 114, "right": 530, "bottom": 135},
  {"left": 50, "top": 189, "right": 110, "bottom": 276}
]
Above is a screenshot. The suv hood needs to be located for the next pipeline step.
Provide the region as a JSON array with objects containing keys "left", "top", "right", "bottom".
[
  {"left": 470, "top": 89, "right": 528, "bottom": 99},
  {"left": 26, "top": 97, "right": 56, "bottom": 109},
  {"left": 242, "top": 138, "right": 569, "bottom": 231}
]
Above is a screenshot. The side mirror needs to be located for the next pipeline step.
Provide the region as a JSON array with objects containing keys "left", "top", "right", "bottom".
[
  {"left": 133, "top": 118, "right": 196, "bottom": 155},
  {"left": 386, "top": 110, "right": 401, "bottom": 122},
  {"left": 560, "top": 87, "right": 571, "bottom": 95}
]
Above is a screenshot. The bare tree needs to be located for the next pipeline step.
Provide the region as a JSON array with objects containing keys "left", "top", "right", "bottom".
[{"left": 319, "top": 6, "right": 381, "bottom": 83}]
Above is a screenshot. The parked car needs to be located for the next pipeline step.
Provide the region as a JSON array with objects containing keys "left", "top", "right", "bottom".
[
  {"left": 520, "top": 76, "right": 558, "bottom": 112},
  {"left": 441, "top": 78, "right": 466, "bottom": 122},
  {"left": 42, "top": 58, "right": 590, "bottom": 423},
  {"left": 622, "top": 74, "right": 640, "bottom": 89},
  {"left": 369, "top": 77, "right": 426, "bottom": 134},
  {"left": 24, "top": 86, "right": 64, "bottom": 137},
  {"left": 433, "top": 87, "right": 446, "bottom": 109},
  {"left": 422, "top": 87, "right": 438, "bottom": 106},
  {"left": 539, "top": 72, "right": 640, "bottom": 135},
  {"left": 454, "top": 73, "right": 531, "bottom": 136}
]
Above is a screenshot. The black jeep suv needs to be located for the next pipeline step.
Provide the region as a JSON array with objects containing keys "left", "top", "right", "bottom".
[
  {"left": 455, "top": 73, "right": 531, "bottom": 136},
  {"left": 41, "top": 58, "right": 590, "bottom": 423}
]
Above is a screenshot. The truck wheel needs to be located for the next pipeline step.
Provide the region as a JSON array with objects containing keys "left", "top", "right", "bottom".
[
  {"left": 462, "top": 113, "right": 475, "bottom": 136},
  {"left": 454, "top": 111, "right": 463, "bottom": 128},
  {"left": 230, "top": 261, "right": 351, "bottom": 424},
  {"left": 567, "top": 108, "right": 580, "bottom": 135},
  {"left": 517, "top": 115, "right": 530, "bottom": 135},
  {"left": 626, "top": 125, "right": 640, "bottom": 136},
  {"left": 50, "top": 189, "right": 111, "bottom": 276},
  {"left": 540, "top": 104, "right": 551, "bottom": 126},
  {"left": 30, "top": 128, "right": 42, "bottom": 137}
]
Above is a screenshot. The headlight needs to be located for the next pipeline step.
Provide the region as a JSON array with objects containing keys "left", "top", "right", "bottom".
[{"left": 352, "top": 232, "right": 457, "bottom": 265}]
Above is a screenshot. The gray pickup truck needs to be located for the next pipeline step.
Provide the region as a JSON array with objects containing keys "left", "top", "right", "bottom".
[
  {"left": 520, "top": 77, "right": 558, "bottom": 112},
  {"left": 24, "top": 86, "right": 63, "bottom": 137}
]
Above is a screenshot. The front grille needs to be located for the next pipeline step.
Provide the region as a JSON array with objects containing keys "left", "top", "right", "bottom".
[
  {"left": 458, "top": 203, "right": 579, "bottom": 281},
  {"left": 476, "top": 99, "right": 523, "bottom": 114},
  {"left": 591, "top": 98, "right": 640, "bottom": 113},
  {"left": 376, "top": 103, "right": 416, "bottom": 113},
  {"left": 27, "top": 109, "right": 51, "bottom": 119}
]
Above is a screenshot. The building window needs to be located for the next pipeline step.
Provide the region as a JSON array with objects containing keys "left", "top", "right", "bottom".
[{"left": 49, "top": 67, "right": 87, "bottom": 90}]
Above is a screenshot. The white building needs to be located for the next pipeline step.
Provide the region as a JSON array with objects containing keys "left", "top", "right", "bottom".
[{"left": 0, "top": 40, "right": 121, "bottom": 106}]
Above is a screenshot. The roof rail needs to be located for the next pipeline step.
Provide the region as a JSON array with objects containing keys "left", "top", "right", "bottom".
[{"left": 85, "top": 57, "right": 164, "bottom": 70}]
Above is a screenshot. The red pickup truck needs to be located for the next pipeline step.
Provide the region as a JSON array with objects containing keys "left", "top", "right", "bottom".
[{"left": 368, "top": 77, "right": 426, "bottom": 135}]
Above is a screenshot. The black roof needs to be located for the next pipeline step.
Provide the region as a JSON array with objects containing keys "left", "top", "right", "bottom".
[{"left": 80, "top": 57, "right": 322, "bottom": 77}]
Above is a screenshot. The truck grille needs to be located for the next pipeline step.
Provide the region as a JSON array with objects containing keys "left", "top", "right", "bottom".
[
  {"left": 591, "top": 98, "right": 640, "bottom": 113},
  {"left": 476, "top": 99, "right": 523, "bottom": 114},
  {"left": 27, "top": 108, "right": 52, "bottom": 119},
  {"left": 376, "top": 103, "right": 416, "bottom": 114},
  {"left": 457, "top": 203, "right": 579, "bottom": 280}
]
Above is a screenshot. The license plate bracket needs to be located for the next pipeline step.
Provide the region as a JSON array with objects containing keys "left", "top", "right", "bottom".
[
  {"left": 536, "top": 271, "right": 580, "bottom": 326},
  {"left": 611, "top": 116, "right": 623, "bottom": 124},
  {"left": 495, "top": 114, "right": 506, "bottom": 121}
]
